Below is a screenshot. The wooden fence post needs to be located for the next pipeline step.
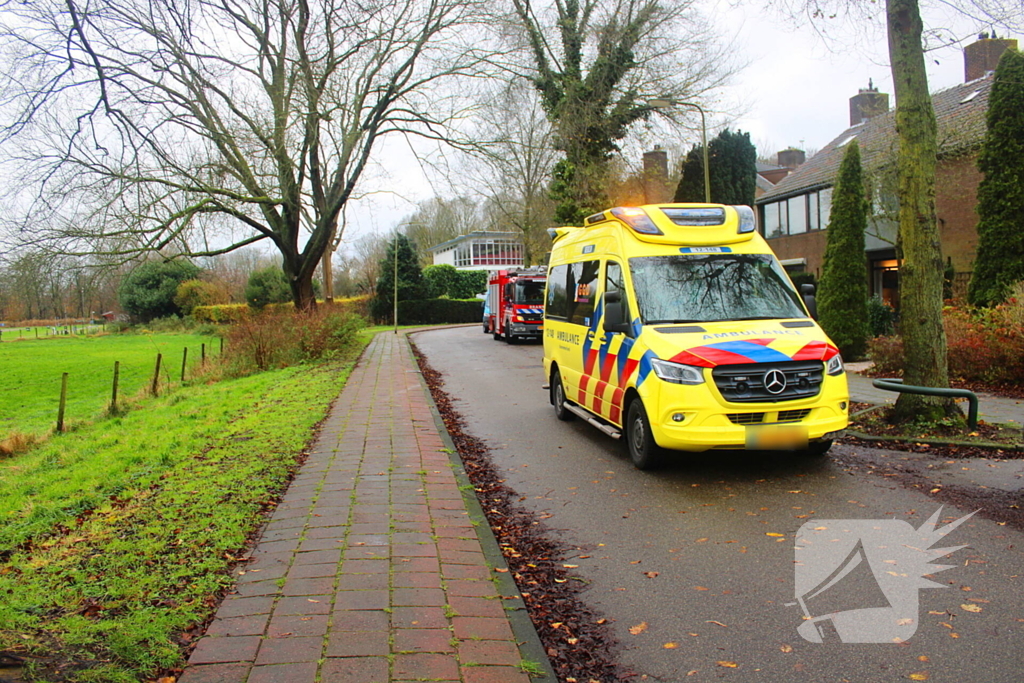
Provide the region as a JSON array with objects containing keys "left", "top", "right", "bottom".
[
  {"left": 201, "top": 343, "right": 206, "bottom": 365},
  {"left": 110, "top": 361, "right": 120, "bottom": 413},
  {"left": 151, "top": 353, "right": 162, "bottom": 396},
  {"left": 181, "top": 347, "right": 188, "bottom": 382},
  {"left": 57, "top": 372, "right": 68, "bottom": 433}
]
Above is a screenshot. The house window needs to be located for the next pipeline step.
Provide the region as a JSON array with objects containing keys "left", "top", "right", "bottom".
[
  {"left": 763, "top": 201, "right": 784, "bottom": 238},
  {"left": 819, "top": 188, "right": 833, "bottom": 228},
  {"left": 808, "top": 193, "right": 820, "bottom": 231},
  {"left": 788, "top": 196, "right": 808, "bottom": 234}
]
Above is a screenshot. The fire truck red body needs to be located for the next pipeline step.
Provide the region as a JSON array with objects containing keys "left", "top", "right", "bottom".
[{"left": 486, "top": 267, "right": 547, "bottom": 342}]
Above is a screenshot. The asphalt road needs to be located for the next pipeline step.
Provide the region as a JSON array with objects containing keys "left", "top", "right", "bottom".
[{"left": 413, "top": 325, "right": 1024, "bottom": 683}]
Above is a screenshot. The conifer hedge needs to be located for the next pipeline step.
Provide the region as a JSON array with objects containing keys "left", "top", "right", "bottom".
[
  {"left": 818, "top": 141, "right": 870, "bottom": 359},
  {"left": 967, "top": 47, "right": 1024, "bottom": 307}
]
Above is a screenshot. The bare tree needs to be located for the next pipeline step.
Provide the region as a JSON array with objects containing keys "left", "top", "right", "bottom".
[
  {"left": 505, "top": 0, "right": 738, "bottom": 222},
  {"left": 462, "top": 81, "right": 558, "bottom": 265},
  {"left": 400, "top": 196, "right": 482, "bottom": 265},
  {"left": 0, "top": 0, "right": 490, "bottom": 309}
]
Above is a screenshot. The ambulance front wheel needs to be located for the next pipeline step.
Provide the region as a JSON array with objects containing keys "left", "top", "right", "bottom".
[
  {"left": 551, "top": 370, "right": 575, "bottom": 422},
  {"left": 626, "top": 399, "right": 663, "bottom": 470}
]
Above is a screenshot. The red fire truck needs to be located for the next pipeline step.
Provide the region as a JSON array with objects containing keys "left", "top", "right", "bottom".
[{"left": 486, "top": 267, "right": 547, "bottom": 342}]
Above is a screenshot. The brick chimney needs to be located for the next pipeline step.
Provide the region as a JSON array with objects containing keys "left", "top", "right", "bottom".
[
  {"left": 964, "top": 32, "right": 1018, "bottom": 82},
  {"left": 849, "top": 79, "right": 890, "bottom": 126},
  {"left": 777, "top": 148, "right": 805, "bottom": 170},
  {"left": 642, "top": 146, "right": 673, "bottom": 203}
]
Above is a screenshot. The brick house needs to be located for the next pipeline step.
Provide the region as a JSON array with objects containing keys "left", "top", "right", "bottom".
[{"left": 755, "top": 35, "right": 1017, "bottom": 306}]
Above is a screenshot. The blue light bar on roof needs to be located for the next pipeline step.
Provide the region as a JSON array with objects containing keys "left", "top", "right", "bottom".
[{"left": 661, "top": 207, "right": 726, "bottom": 226}]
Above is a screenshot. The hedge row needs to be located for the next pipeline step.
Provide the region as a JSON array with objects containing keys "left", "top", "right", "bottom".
[
  {"left": 396, "top": 298, "right": 483, "bottom": 325},
  {"left": 193, "top": 296, "right": 371, "bottom": 323}
]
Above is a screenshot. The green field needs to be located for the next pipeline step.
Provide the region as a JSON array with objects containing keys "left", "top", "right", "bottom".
[{"left": 0, "top": 332, "right": 219, "bottom": 437}]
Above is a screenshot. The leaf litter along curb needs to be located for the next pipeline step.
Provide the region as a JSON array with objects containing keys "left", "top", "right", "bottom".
[{"left": 412, "top": 345, "right": 626, "bottom": 683}]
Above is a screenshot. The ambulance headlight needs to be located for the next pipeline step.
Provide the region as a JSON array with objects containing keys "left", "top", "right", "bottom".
[
  {"left": 650, "top": 358, "right": 705, "bottom": 385},
  {"left": 826, "top": 354, "right": 844, "bottom": 376}
]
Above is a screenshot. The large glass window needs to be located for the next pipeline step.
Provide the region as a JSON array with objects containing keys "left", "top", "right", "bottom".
[
  {"left": 764, "top": 201, "right": 783, "bottom": 238},
  {"left": 605, "top": 261, "right": 630, "bottom": 324},
  {"left": 567, "top": 261, "right": 600, "bottom": 326},
  {"left": 788, "top": 196, "right": 808, "bottom": 234},
  {"left": 819, "top": 188, "right": 833, "bottom": 228},
  {"left": 808, "top": 192, "right": 820, "bottom": 231},
  {"left": 545, "top": 265, "right": 569, "bottom": 320},
  {"left": 515, "top": 280, "right": 545, "bottom": 304},
  {"left": 629, "top": 254, "right": 806, "bottom": 323}
]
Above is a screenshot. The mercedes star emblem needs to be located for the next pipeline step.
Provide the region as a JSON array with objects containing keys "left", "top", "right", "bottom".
[{"left": 764, "top": 369, "right": 787, "bottom": 394}]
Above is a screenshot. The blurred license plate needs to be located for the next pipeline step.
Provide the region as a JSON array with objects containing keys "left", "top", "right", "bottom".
[{"left": 746, "top": 425, "right": 808, "bottom": 450}]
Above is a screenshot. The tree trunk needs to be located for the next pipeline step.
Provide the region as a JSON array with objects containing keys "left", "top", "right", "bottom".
[
  {"left": 321, "top": 248, "right": 334, "bottom": 304},
  {"left": 886, "top": 0, "right": 959, "bottom": 422}
]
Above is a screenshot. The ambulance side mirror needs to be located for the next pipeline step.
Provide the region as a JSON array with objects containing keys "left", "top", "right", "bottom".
[
  {"left": 800, "top": 284, "right": 818, "bottom": 319},
  {"left": 603, "top": 291, "right": 632, "bottom": 336}
]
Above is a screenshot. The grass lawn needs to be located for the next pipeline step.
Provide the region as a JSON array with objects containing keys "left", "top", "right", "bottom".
[
  {"left": 0, "top": 327, "right": 380, "bottom": 682},
  {"left": 0, "top": 332, "right": 219, "bottom": 438}
]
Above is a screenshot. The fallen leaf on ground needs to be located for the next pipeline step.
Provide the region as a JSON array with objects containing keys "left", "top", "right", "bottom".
[
  {"left": 909, "top": 673, "right": 930, "bottom": 680},
  {"left": 706, "top": 620, "right": 728, "bottom": 628},
  {"left": 780, "top": 644, "right": 793, "bottom": 653},
  {"left": 766, "top": 532, "right": 785, "bottom": 537},
  {"left": 664, "top": 642, "right": 679, "bottom": 649},
  {"left": 961, "top": 604, "right": 982, "bottom": 613},
  {"left": 629, "top": 622, "right": 648, "bottom": 635},
  {"left": 717, "top": 661, "right": 738, "bottom": 668},
  {"left": 644, "top": 571, "right": 659, "bottom": 578}
]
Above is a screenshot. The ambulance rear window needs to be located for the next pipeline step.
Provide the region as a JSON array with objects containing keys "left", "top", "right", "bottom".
[{"left": 660, "top": 207, "right": 726, "bottom": 226}]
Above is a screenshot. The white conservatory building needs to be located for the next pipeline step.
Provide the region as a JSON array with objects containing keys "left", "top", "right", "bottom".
[{"left": 428, "top": 231, "right": 525, "bottom": 270}]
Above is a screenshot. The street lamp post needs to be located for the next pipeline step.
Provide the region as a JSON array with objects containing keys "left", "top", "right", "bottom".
[
  {"left": 647, "top": 98, "right": 710, "bottom": 203},
  {"left": 393, "top": 233, "right": 399, "bottom": 334}
]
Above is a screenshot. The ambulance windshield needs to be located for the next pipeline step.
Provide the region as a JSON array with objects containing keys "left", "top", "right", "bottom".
[
  {"left": 515, "top": 280, "right": 545, "bottom": 305},
  {"left": 629, "top": 254, "right": 806, "bottom": 324}
]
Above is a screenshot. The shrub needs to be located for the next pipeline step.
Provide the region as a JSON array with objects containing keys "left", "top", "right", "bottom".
[
  {"left": 245, "top": 266, "right": 292, "bottom": 309},
  {"left": 868, "top": 300, "right": 1024, "bottom": 386},
  {"left": 224, "top": 308, "right": 366, "bottom": 373},
  {"left": 295, "top": 309, "right": 367, "bottom": 362},
  {"left": 944, "top": 303, "right": 1024, "bottom": 385},
  {"left": 193, "top": 303, "right": 251, "bottom": 323},
  {"left": 396, "top": 298, "right": 483, "bottom": 325},
  {"left": 867, "top": 295, "right": 897, "bottom": 337},
  {"left": 174, "top": 279, "right": 230, "bottom": 316},
  {"left": 866, "top": 335, "right": 904, "bottom": 376},
  {"left": 119, "top": 260, "right": 201, "bottom": 322}
]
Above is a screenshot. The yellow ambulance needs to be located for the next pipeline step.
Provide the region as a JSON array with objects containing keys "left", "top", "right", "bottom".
[{"left": 543, "top": 203, "right": 849, "bottom": 469}]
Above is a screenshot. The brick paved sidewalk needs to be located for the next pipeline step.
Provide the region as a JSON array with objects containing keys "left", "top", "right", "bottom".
[{"left": 179, "top": 331, "right": 550, "bottom": 683}]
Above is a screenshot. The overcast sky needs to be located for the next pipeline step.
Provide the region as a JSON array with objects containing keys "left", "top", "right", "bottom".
[{"left": 337, "top": 2, "right": 996, "bottom": 250}]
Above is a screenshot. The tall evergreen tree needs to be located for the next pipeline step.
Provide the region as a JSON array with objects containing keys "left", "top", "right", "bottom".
[
  {"left": 372, "top": 234, "right": 426, "bottom": 322},
  {"left": 967, "top": 48, "right": 1024, "bottom": 307},
  {"left": 818, "top": 142, "right": 871, "bottom": 359},
  {"left": 673, "top": 129, "right": 757, "bottom": 205}
]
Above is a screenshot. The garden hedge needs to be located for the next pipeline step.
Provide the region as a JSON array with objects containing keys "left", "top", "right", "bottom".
[{"left": 396, "top": 298, "right": 483, "bottom": 325}]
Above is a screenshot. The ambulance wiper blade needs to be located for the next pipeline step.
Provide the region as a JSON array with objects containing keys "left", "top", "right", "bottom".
[
  {"left": 647, "top": 319, "right": 702, "bottom": 324},
  {"left": 734, "top": 316, "right": 783, "bottom": 321}
]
